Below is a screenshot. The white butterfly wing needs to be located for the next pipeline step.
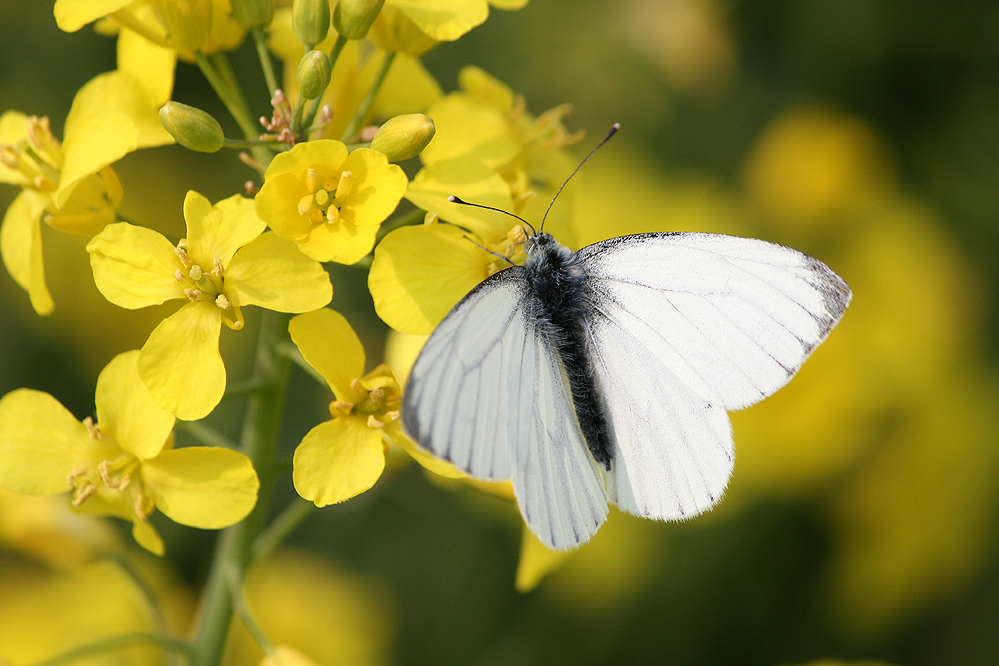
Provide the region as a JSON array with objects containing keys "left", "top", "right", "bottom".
[
  {"left": 403, "top": 270, "right": 608, "bottom": 549},
  {"left": 578, "top": 231, "right": 850, "bottom": 520},
  {"left": 578, "top": 232, "right": 852, "bottom": 410}
]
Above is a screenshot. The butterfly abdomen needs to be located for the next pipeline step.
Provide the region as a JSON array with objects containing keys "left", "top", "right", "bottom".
[{"left": 524, "top": 234, "right": 613, "bottom": 470}]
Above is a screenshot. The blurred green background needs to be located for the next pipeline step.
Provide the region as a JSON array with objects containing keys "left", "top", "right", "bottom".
[{"left": 2, "top": 2, "right": 998, "bottom": 665}]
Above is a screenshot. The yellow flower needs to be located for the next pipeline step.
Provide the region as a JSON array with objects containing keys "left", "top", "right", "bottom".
[
  {"left": 420, "top": 65, "right": 582, "bottom": 209},
  {"left": 88, "top": 191, "right": 332, "bottom": 420},
  {"left": 55, "top": 0, "right": 245, "bottom": 57},
  {"left": 255, "top": 140, "right": 408, "bottom": 264},
  {"left": 0, "top": 72, "right": 150, "bottom": 314},
  {"left": 0, "top": 351, "right": 260, "bottom": 555},
  {"left": 288, "top": 308, "right": 411, "bottom": 506},
  {"left": 369, "top": 0, "right": 530, "bottom": 56}
]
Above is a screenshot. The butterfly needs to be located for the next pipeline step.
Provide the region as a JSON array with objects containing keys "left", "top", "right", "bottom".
[{"left": 402, "top": 131, "right": 852, "bottom": 550}]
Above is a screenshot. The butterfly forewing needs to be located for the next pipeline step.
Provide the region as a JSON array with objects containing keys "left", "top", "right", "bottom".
[
  {"left": 403, "top": 269, "right": 608, "bottom": 549},
  {"left": 577, "top": 232, "right": 852, "bottom": 411}
]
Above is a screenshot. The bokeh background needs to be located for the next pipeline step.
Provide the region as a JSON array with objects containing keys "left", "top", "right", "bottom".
[{"left": 2, "top": 1, "right": 998, "bottom": 665}]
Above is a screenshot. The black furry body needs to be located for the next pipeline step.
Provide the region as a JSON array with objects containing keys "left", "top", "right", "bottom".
[{"left": 522, "top": 233, "right": 613, "bottom": 469}]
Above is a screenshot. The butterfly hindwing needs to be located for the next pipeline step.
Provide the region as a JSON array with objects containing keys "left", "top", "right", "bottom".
[{"left": 403, "top": 269, "right": 608, "bottom": 549}]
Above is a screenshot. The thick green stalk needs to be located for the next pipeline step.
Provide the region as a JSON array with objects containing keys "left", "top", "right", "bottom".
[
  {"left": 189, "top": 310, "right": 292, "bottom": 666},
  {"left": 339, "top": 51, "right": 396, "bottom": 142},
  {"left": 194, "top": 52, "right": 272, "bottom": 175}
]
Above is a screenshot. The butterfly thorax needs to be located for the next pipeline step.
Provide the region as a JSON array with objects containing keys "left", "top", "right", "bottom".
[{"left": 524, "top": 233, "right": 613, "bottom": 470}]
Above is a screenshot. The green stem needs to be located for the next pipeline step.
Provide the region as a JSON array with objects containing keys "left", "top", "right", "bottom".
[
  {"left": 32, "top": 634, "right": 191, "bottom": 666},
  {"left": 251, "top": 27, "right": 279, "bottom": 95},
  {"left": 222, "top": 137, "right": 284, "bottom": 149},
  {"left": 189, "top": 311, "right": 293, "bottom": 666},
  {"left": 194, "top": 52, "right": 271, "bottom": 176},
  {"left": 178, "top": 420, "right": 237, "bottom": 449},
  {"left": 227, "top": 566, "right": 273, "bottom": 653},
  {"left": 339, "top": 51, "right": 396, "bottom": 142},
  {"left": 252, "top": 498, "right": 317, "bottom": 563}
]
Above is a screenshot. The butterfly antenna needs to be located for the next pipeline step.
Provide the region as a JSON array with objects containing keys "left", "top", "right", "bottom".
[
  {"left": 446, "top": 196, "right": 537, "bottom": 235},
  {"left": 540, "top": 123, "right": 619, "bottom": 233}
]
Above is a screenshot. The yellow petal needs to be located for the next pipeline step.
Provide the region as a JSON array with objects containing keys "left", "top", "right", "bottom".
[
  {"left": 138, "top": 303, "right": 225, "bottom": 421},
  {"left": 393, "top": 431, "right": 466, "bottom": 479},
  {"left": 224, "top": 232, "right": 333, "bottom": 312},
  {"left": 293, "top": 419, "right": 385, "bottom": 507},
  {"left": 1, "top": 191, "right": 54, "bottom": 315},
  {"left": 419, "top": 93, "right": 518, "bottom": 168},
  {"left": 262, "top": 139, "right": 349, "bottom": 182},
  {"left": 54, "top": 0, "right": 133, "bottom": 31},
  {"left": 141, "top": 447, "right": 259, "bottom": 529},
  {"left": 369, "top": 223, "right": 490, "bottom": 334},
  {"left": 185, "top": 192, "right": 265, "bottom": 268},
  {"left": 94, "top": 351, "right": 174, "bottom": 460},
  {"left": 0, "top": 389, "right": 118, "bottom": 495},
  {"left": 254, "top": 172, "right": 313, "bottom": 242},
  {"left": 117, "top": 27, "right": 176, "bottom": 106},
  {"left": 289, "top": 309, "right": 365, "bottom": 401},
  {"left": 0, "top": 111, "right": 30, "bottom": 186},
  {"left": 489, "top": 0, "right": 529, "bottom": 8},
  {"left": 87, "top": 222, "right": 185, "bottom": 309},
  {"left": 388, "top": 0, "right": 489, "bottom": 41},
  {"left": 298, "top": 219, "right": 380, "bottom": 265},
  {"left": 131, "top": 519, "right": 165, "bottom": 555},
  {"left": 337, "top": 149, "right": 408, "bottom": 228},
  {"left": 45, "top": 166, "right": 124, "bottom": 236},
  {"left": 405, "top": 157, "right": 513, "bottom": 239},
  {"left": 56, "top": 71, "right": 147, "bottom": 207},
  {"left": 516, "top": 523, "right": 571, "bottom": 592},
  {"left": 261, "top": 646, "right": 322, "bottom": 666}
]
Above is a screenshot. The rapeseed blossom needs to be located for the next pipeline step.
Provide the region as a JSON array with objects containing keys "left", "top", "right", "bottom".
[
  {"left": 255, "top": 140, "right": 408, "bottom": 264},
  {"left": 0, "top": 351, "right": 259, "bottom": 555},
  {"left": 288, "top": 308, "right": 407, "bottom": 505},
  {"left": 88, "top": 191, "right": 332, "bottom": 419},
  {"left": 0, "top": 70, "right": 166, "bottom": 314}
]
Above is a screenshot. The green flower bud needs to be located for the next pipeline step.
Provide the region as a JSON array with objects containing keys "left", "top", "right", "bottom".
[
  {"left": 371, "top": 114, "right": 436, "bottom": 162},
  {"left": 297, "top": 50, "right": 333, "bottom": 101},
  {"left": 158, "top": 102, "right": 225, "bottom": 153},
  {"left": 293, "top": 0, "right": 330, "bottom": 49},
  {"left": 333, "top": 0, "right": 385, "bottom": 40},
  {"left": 231, "top": 0, "right": 274, "bottom": 29}
]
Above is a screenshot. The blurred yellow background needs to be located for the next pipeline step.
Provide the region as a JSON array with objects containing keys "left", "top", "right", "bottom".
[{"left": 2, "top": 1, "right": 998, "bottom": 665}]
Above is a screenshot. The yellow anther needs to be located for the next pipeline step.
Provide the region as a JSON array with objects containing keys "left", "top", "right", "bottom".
[
  {"left": 213, "top": 257, "right": 224, "bottom": 276},
  {"left": 67, "top": 466, "right": 89, "bottom": 487},
  {"left": 305, "top": 167, "right": 319, "bottom": 192},
  {"left": 72, "top": 484, "right": 96, "bottom": 507},
  {"left": 332, "top": 400, "right": 354, "bottom": 412},
  {"left": 215, "top": 294, "right": 231, "bottom": 309},
  {"left": 385, "top": 410, "right": 401, "bottom": 421},
  {"left": 325, "top": 205, "right": 339, "bottom": 224},
  {"left": 367, "top": 414, "right": 385, "bottom": 428},
  {"left": 424, "top": 211, "right": 438, "bottom": 225},
  {"left": 323, "top": 177, "right": 338, "bottom": 191},
  {"left": 298, "top": 193, "right": 315, "bottom": 215},
  {"left": 98, "top": 460, "right": 112, "bottom": 485},
  {"left": 174, "top": 269, "right": 184, "bottom": 281},
  {"left": 335, "top": 170, "right": 353, "bottom": 199},
  {"left": 184, "top": 288, "right": 201, "bottom": 302},
  {"left": 82, "top": 417, "right": 102, "bottom": 440},
  {"left": 174, "top": 245, "right": 193, "bottom": 268},
  {"left": 133, "top": 494, "right": 149, "bottom": 521},
  {"left": 308, "top": 208, "right": 324, "bottom": 224}
]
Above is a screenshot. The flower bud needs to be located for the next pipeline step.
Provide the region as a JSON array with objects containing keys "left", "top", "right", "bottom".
[
  {"left": 159, "top": 102, "right": 225, "bottom": 153},
  {"left": 333, "top": 0, "right": 385, "bottom": 40},
  {"left": 371, "top": 114, "right": 436, "bottom": 162},
  {"left": 296, "top": 50, "right": 333, "bottom": 101},
  {"left": 293, "top": 0, "right": 330, "bottom": 49},
  {"left": 231, "top": 0, "right": 274, "bottom": 30}
]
